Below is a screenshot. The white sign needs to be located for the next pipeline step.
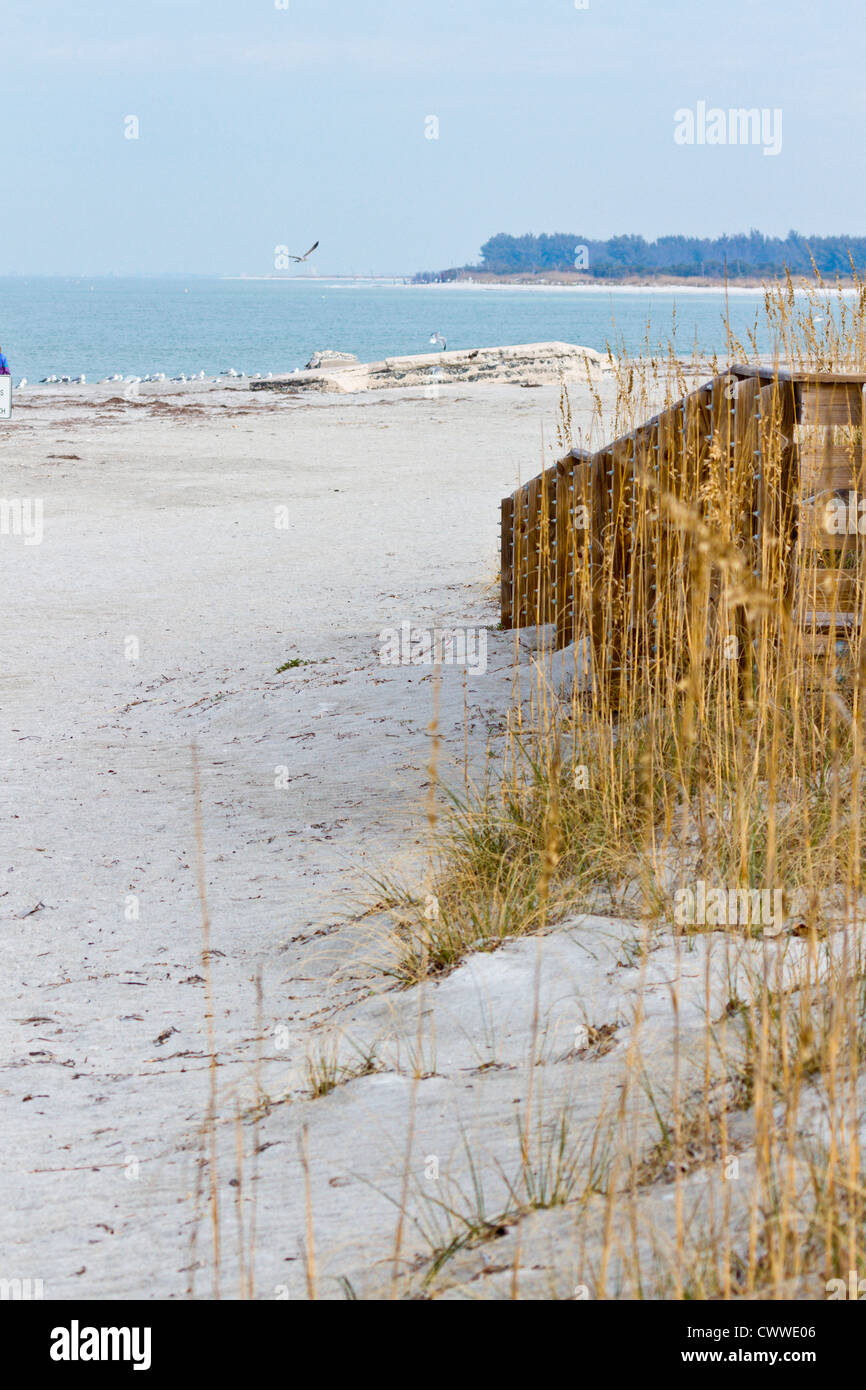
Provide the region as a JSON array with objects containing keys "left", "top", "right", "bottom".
[{"left": 0, "top": 377, "right": 11, "bottom": 419}]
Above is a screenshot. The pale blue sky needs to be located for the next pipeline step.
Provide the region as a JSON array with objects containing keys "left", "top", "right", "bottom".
[{"left": 1, "top": 0, "right": 863, "bottom": 274}]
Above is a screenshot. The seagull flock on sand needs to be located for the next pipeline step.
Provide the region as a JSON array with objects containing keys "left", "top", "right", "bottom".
[{"left": 33, "top": 368, "right": 280, "bottom": 387}]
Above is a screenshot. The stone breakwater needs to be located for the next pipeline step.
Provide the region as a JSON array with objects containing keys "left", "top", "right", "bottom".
[{"left": 249, "top": 341, "right": 606, "bottom": 394}]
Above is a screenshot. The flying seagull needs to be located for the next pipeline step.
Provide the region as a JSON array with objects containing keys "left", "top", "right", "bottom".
[
  {"left": 429, "top": 332, "right": 447, "bottom": 351},
  {"left": 290, "top": 240, "right": 320, "bottom": 263}
]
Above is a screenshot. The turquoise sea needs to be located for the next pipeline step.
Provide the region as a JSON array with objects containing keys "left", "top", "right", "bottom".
[{"left": 0, "top": 276, "right": 797, "bottom": 384}]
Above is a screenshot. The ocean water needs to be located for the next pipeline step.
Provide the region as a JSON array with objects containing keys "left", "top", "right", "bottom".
[{"left": 0, "top": 276, "right": 791, "bottom": 384}]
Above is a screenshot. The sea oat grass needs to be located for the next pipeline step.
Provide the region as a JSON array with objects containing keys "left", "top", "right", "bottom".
[{"left": 373, "top": 276, "right": 866, "bottom": 1299}]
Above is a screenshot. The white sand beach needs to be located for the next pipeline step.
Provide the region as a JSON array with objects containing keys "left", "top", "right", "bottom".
[{"left": 0, "top": 371, "right": 835, "bottom": 1300}]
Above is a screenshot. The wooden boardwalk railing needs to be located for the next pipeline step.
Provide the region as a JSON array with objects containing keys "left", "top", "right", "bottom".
[{"left": 501, "top": 365, "right": 866, "bottom": 690}]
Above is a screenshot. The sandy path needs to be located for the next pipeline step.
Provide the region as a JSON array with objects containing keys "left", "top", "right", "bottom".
[{"left": 1, "top": 379, "right": 604, "bottom": 1298}]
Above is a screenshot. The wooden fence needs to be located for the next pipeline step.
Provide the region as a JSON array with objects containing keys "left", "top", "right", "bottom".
[{"left": 500, "top": 365, "right": 866, "bottom": 690}]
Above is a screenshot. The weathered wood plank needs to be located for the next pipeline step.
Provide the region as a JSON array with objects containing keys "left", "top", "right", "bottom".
[
  {"left": 500, "top": 495, "right": 514, "bottom": 630},
  {"left": 798, "top": 383, "right": 863, "bottom": 428}
]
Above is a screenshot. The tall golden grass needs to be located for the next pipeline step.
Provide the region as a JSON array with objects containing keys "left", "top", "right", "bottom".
[{"left": 377, "top": 274, "right": 866, "bottom": 1299}]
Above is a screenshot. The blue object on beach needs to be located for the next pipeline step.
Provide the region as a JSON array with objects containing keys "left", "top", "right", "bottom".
[{"left": 0, "top": 351, "right": 10, "bottom": 375}]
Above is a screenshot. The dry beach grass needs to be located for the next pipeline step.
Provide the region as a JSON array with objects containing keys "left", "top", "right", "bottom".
[{"left": 368, "top": 274, "right": 866, "bottom": 1298}]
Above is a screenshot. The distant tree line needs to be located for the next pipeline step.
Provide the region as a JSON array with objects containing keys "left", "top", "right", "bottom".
[{"left": 418, "top": 231, "right": 866, "bottom": 280}]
